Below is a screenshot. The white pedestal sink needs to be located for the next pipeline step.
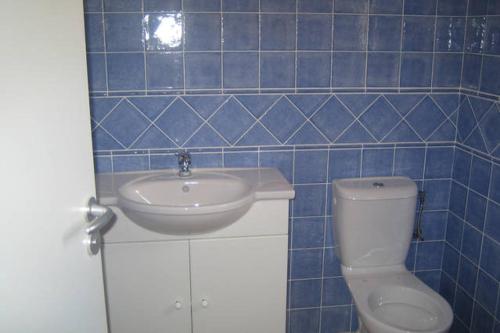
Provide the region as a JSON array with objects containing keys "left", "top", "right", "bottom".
[{"left": 96, "top": 168, "right": 294, "bottom": 235}]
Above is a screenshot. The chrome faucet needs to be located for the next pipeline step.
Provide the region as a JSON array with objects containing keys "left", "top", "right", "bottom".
[{"left": 177, "top": 151, "right": 192, "bottom": 177}]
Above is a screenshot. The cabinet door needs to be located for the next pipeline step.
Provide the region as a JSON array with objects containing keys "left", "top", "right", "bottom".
[
  {"left": 190, "top": 236, "right": 288, "bottom": 333},
  {"left": 103, "top": 241, "right": 191, "bottom": 333}
]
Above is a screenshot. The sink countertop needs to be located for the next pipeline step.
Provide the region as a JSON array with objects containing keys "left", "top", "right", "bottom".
[{"left": 96, "top": 167, "right": 295, "bottom": 206}]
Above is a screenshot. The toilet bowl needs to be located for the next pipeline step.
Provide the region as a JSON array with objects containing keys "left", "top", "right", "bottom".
[
  {"left": 332, "top": 177, "right": 453, "bottom": 333},
  {"left": 344, "top": 267, "right": 453, "bottom": 333}
]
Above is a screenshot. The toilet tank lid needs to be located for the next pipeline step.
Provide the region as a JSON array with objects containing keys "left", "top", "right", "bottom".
[{"left": 333, "top": 177, "right": 417, "bottom": 200}]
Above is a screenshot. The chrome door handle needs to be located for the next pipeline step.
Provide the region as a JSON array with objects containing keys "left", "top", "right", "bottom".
[
  {"left": 85, "top": 197, "right": 114, "bottom": 256},
  {"left": 86, "top": 198, "right": 114, "bottom": 234}
]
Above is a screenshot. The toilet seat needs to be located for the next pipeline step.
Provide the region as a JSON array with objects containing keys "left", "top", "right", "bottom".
[{"left": 344, "top": 268, "right": 453, "bottom": 333}]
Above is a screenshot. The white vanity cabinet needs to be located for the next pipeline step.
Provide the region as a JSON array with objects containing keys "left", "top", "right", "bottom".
[
  {"left": 98, "top": 168, "right": 293, "bottom": 333},
  {"left": 103, "top": 235, "right": 288, "bottom": 333}
]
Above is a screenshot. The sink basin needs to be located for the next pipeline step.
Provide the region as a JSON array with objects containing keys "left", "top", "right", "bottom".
[{"left": 117, "top": 172, "right": 255, "bottom": 235}]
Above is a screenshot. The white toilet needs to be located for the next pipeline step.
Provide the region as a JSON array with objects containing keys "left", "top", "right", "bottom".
[{"left": 332, "top": 177, "right": 453, "bottom": 333}]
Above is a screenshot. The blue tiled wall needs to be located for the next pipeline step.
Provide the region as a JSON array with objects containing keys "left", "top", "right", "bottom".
[
  {"left": 462, "top": 2, "right": 500, "bottom": 98},
  {"left": 439, "top": 95, "right": 500, "bottom": 333},
  {"left": 83, "top": 1, "right": 500, "bottom": 332},
  {"left": 90, "top": 92, "right": 461, "bottom": 333},
  {"left": 84, "top": 0, "right": 469, "bottom": 94}
]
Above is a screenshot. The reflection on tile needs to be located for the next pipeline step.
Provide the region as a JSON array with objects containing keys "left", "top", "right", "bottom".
[
  {"left": 435, "top": 17, "right": 465, "bottom": 52},
  {"left": 143, "top": 13, "right": 183, "bottom": 51},
  {"left": 465, "top": 16, "right": 487, "bottom": 53}
]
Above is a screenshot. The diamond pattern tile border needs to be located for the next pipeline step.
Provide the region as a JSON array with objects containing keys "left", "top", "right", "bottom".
[{"left": 90, "top": 93, "right": 468, "bottom": 151}]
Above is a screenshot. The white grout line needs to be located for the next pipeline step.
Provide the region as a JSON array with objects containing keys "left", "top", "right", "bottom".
[
  {"left": 459, "top": 0, "right": 471, "bottom": 90},
  {"left": 258, "top": 0, "right": 262, "bottom": 92},
  {"left": 317, "top": 142, "right": 332, "bottom": 333},
  {"left": 220, "top": 1, "right": 224, "bottom": 92},
  {"left": 181, "top": 0, "right": 186, "bottom": 94},
  {"left": 329, "top": 0, "right": 335, "bottom": 90},
  {"left": 469, "top": 161, "right": 494, "bottom": 329},
  {"left": 364, "top": 6, "right": 370, "bottom": 90},
  {"left": 398, "top": 0, "right": 406, "bottom": 88},
  {"left": 100, "top": 0, "right": 109, "bottom": 93},
  {"left": 451, "top": 149, "right": 474, "bottom": 320},
  {"left": 88, "top": 85, "right": 467, "bottom": 94},
  {"left": 294, "top": 1, "right": 298, "bottom": 94},
  {"left": 141, "top": 0, "right": 148, "bottom": 94},
  {"left": 429, "top": 0, "right": 439, "bottom": 89}
]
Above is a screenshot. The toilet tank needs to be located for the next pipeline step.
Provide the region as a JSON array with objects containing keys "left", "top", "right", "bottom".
[{"left": 333, "top": 177, "right": 418, "bottom": 269}]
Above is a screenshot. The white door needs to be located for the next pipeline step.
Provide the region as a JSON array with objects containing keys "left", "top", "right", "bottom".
[
  {"left": 103, "top": 241, "right": 192, "bottom": 333},
  {"left": 0, "top": 1, "right": 108, "bottom": 332},
  {"left": 190, "top": 237, "right": 288, "bottom": 333}
]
